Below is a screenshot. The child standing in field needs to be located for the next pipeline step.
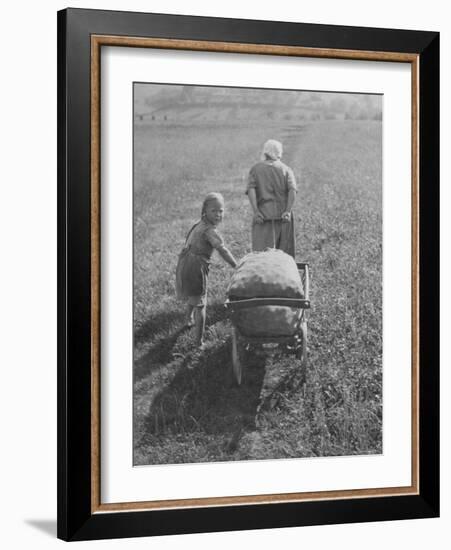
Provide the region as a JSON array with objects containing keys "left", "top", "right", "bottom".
[{"left": 176, "top": 192, "right": 238, "bottom": 349}]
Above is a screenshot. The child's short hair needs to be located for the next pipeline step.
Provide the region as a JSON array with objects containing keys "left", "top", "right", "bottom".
[{"left": 201, "top": 192, "right": 224, "bottom": 216}]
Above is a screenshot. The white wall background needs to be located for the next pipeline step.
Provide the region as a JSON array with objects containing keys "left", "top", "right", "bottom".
[{"left": 0, "top": 1, "right": 448, "bottom": 548}]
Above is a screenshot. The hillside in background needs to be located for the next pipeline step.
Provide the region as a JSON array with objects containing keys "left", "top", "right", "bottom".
[{"left": 134, "top": 84, "right": 382, "bottom": 124}]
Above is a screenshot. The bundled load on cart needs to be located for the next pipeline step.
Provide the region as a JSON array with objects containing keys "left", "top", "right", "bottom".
[
  {"left": 225, "top": 249, "right": 310, "bottom": 385},
  {"left": 227, "top": 249, "right": 304, "bottom": 336}
]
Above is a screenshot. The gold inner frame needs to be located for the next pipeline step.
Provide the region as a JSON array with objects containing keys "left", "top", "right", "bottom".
[{"left": 90, "top": 35, "right": 419, "bottom": 514}]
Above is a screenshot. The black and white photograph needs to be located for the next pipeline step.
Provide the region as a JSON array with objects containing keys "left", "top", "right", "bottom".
[
  {"left": 1, "top": 0, "right": 444, "bottom": 546},
  {"left": 133, "top": 83, "right": 383, "bottom": 466}
]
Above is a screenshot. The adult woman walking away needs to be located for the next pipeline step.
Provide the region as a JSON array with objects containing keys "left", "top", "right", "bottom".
[{"left": 246, "top": 139, "right": 297, "bottom": 258}]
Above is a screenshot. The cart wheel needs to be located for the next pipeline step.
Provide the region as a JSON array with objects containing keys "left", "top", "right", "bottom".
[
  {"left": 231, "top": 327, "right": 243, "bottom": 386},
  {"left": 296, "top": 321, "right": 308, "bottom": 382}
]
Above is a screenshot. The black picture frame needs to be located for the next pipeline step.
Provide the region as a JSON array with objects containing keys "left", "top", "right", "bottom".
[{"left": 57, "top": 7, "right": 439, "bottom": 542}]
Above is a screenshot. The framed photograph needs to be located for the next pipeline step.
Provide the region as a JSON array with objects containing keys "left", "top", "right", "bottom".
[{"left": 57, "top": 8, "right": 439, "bottom": 541}]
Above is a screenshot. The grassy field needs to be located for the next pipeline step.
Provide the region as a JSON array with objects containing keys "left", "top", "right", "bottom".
[{"left": 133, "top": 120, "right": 382, "bottom": 465}]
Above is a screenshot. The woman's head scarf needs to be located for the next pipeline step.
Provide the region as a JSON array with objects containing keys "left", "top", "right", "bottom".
[{"left": 262, "top": 139, "right": 283, "bottom": 161}]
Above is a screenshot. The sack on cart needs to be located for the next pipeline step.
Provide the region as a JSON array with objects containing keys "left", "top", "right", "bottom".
[
  {"left": 227, "top": 249, "right": 304, "bottom": 300},
  {"left": 227, "top": 249, "right": 304, "bottom": 338}
]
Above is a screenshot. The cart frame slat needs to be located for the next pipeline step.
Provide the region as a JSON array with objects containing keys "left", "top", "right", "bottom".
[{"left": 225, "top": 297, "right": 310, "bottom": 311}]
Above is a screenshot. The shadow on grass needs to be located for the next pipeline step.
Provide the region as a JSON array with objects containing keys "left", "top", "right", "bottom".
[
  {"left": 134, "top": 302, "right": 229, "bottom": 383},
  {"left": 134, "top": 324, "right": 190, "bottom": 382},
  {"left": 135, "top": 302, "right": 228, "bottom": 345},
  {"left": 144, "top": 340, "right": 266, "bottom": 450},
  {"left": 134, "top": 308, "right": 187, "bottom": 347}
]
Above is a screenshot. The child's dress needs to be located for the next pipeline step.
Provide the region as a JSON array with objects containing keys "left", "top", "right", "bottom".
[{"left": 176, "top": 219, "right": 225, "bottom": 306}]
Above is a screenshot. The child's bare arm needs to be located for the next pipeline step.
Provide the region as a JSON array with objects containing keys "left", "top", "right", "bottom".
[{"left": 217, "top": 245, "right": 237, "bottom": 268}]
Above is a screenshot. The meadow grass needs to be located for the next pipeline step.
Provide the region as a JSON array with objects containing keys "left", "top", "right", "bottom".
[{"left": 133, "top": 120, "right": 382, "bottom": 465}]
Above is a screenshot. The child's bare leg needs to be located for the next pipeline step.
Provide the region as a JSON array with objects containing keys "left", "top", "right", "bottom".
[
  {"left": 186, "top": 304, "right": 195, "bottom": 327},
  {"left": 194, "top": 305, "right": 206, "bottom": 347}
]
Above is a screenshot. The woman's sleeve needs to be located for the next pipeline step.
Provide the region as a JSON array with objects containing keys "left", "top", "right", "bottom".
[
  {"left": 286, "top": 166, "right": 297, "bottom": 191},
  {"left": 205, "top": 227, "right": 225, "bottom": 250},
  {"left": 245, "top": 167, "right": 257, "bottom": 195}
]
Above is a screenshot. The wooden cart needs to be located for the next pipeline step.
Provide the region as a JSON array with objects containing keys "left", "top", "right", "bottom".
[{"left": 225, "top": 262, "right": 310, "bottom": 386}]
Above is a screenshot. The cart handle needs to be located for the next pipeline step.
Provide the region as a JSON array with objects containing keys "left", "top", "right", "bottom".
[
  {"left": 225, "top": 297, "right": 310, "bottom": 311},
  {"left": 303, "top": 264, "right": 310, "bottom": 302},
  {"left": 295, "top": 262, "right": 310, "bottom": 301}
]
